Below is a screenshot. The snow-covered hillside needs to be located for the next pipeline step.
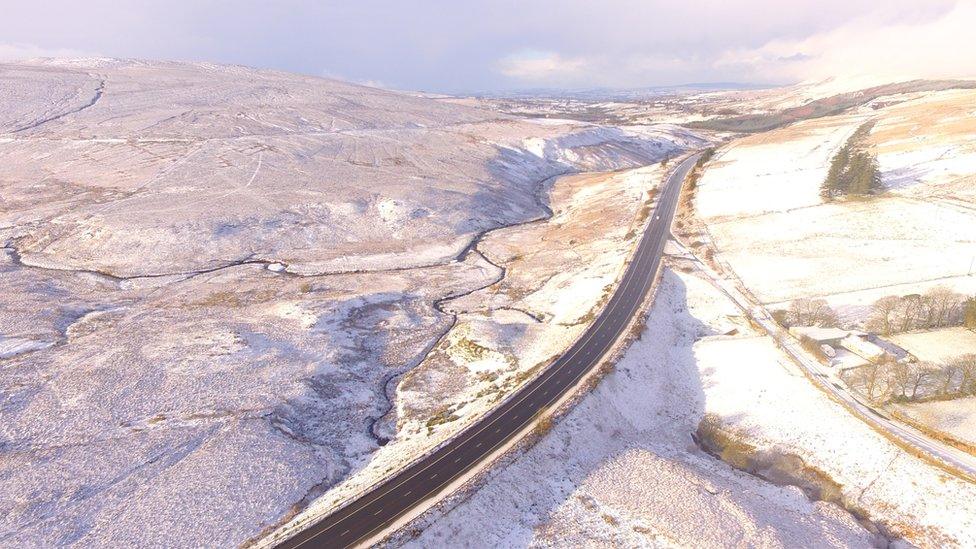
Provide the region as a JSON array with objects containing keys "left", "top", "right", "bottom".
[
  {"left": 695, "top": 88, "right": 976, "bottom": 322},
  {"left": 0, "top": 59, "right": 703, "bottom": 546}
]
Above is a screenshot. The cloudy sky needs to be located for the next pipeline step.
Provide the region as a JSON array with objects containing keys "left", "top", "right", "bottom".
[{"left": 1, "top": 0, "right": 974, "bottom": 92}]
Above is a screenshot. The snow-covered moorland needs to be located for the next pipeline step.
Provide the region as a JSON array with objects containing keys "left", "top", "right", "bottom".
[{"left": 0, "top": 59, "right": 704, "bottom": 546}]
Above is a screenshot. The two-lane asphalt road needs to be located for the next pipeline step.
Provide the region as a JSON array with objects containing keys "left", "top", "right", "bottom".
[{"left": 276, "top": 153, "right": 701, "bottom": 549}]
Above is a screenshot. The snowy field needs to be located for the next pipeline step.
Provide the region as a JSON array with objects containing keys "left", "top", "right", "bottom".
[
  {"left": 888, "top": 328, "right": 976, "bottom": 445},
  {"left": 897, "top": 397, "right": 976, "bottom": 447},
  {"left": 696, "top": 89, "right": 976, "bottom": 323},
  {"left": 406, "top": 266, "right": 976, "bottom": 547},
  {"left": 0, "top": 59, "right": 706, "bottom": 546},
  {"left": 891, "top": 327, "right": 976, "bottom": 364}
]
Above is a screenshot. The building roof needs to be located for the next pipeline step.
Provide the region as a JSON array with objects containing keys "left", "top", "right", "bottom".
[
  {"left": 841, "top": 335, "right": 887, "bottom": 360},
  {"left": 788, "top": 326, "right": 850, "bottom": 342}
]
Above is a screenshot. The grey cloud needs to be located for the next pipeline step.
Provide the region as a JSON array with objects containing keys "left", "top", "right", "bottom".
[{"left": 0, "top": 0, "right": 964, "bottom": 92}]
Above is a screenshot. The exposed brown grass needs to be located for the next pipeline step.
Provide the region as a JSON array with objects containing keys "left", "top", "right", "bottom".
[
  {"left": 190, "top": 288, "right": 277, "bottom": 308},
  {"left": 426, "top": 405, "right": 461, "bottom": 434},
  {"left": 534, "top": 414, "right": 554, "bottom": 437}
]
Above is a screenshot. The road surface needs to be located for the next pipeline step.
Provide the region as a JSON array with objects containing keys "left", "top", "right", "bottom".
[{"left": 274, "top": 153, "right": 702, "bottom": 548}]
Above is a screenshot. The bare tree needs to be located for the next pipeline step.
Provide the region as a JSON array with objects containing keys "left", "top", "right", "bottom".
[
  {"left": 890, "top": 361, "right": 910, "bottom": 400},
  {"left": 955, "top": 354, "right": 976, "bottom": 396},
  {"left": 869, "top": 296, "right": 902, "bottom": 335},
  {"left": 907, "top": 363, "right": 935, "bottom": 400},
  {"left": 847, "top": 357, "right": 897, "bottom": 403},
  {"left": 936, "top": 361, "right": 960, "bottom": 396},
  {"left": 926, "top": 286, "right": 963, "bottom": 327},
  {"left": 787, "top": 298, "right": 839, "bottom": 327},
  {"left": 917, "top": 292, "right": 938, "bottom": 329},
  {"left": 898, "top": 294, "right": 923, "bottom": 333}
]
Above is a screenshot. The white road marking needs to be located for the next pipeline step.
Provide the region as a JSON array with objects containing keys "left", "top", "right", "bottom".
[{"left": 295, "top": 156, "right": 699, "bottom": 544}]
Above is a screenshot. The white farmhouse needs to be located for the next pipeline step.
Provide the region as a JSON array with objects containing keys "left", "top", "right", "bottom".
[
  {"left": 840, "top": 334, "right": 887, "bottom": 362},
  {"left": 788, "top": 326, "right": 849, "bottom": 346}
]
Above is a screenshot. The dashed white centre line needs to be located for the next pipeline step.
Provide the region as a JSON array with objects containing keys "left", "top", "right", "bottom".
[{"left": 296, "top": 164, "right": 694, "bottom": 547}]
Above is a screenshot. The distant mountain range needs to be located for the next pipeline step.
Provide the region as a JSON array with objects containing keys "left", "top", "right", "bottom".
[{"left": 466, "top": 82, "right": 774, "bottom": 100}]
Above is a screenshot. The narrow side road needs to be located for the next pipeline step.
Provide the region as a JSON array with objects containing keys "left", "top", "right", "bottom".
[
  {"left": 759, "top": 306, "right": 976, "bottom": 480},
  {"left": 668, "top": 238, "right": 976, "bottom": 482},
  {"left": 273, "top": 153, "right": 702, "bottom": 549}
]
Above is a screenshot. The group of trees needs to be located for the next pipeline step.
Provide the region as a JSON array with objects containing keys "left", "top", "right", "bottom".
[
  {"left": 679, "top": 147, "right": 715, "bottom": 212},
  {"left": 684, "top": 147, "right": 715, "bottom": 191},
  {"left": 844, "top": 354, "right": 976, "bottom": 404},
  {"left": 868, "top": 287, "right": 971, "bottom": 335},
  {"left": 778, "top": 298, "right": 839, "bottom": 327},
  {"left": 776, "top": 289, "right": 974, "bottom": 335},
  {"left": 821, "top": 121, "right": 884, "bottom": 199}
]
